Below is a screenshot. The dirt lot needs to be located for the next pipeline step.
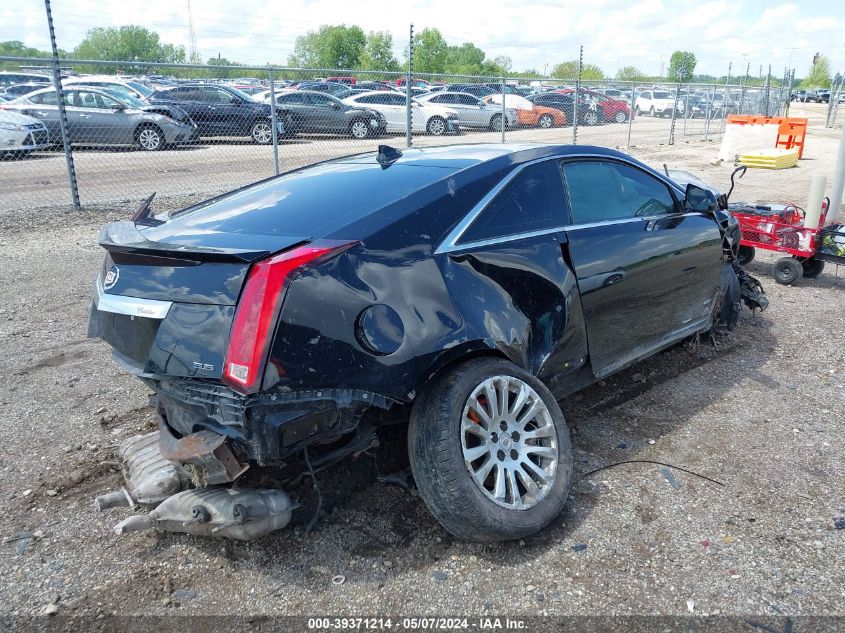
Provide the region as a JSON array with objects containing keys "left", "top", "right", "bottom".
[{"left": 0, "top": 113, "right": 844, "bottom": 628}]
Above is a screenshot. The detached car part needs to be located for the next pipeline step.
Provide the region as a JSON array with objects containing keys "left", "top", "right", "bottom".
[{"left": 113, "top": 487, "right": 295, "bottom": 541}]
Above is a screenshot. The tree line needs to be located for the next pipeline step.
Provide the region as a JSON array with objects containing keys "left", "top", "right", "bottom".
[{"left": 0, "top": 25, "right": 834, "bottom": 87}]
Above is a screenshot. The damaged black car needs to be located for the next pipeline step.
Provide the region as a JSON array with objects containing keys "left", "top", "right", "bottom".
[{"left": 88, "top": 143, "right": 766, "bottom": 542}]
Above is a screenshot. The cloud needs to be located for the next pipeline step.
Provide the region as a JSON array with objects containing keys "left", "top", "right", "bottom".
[{"left": 3, "top": 0, "right": 843, "bottom": 76}]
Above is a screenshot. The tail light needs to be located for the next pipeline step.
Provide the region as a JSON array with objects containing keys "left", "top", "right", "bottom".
[{"left": 222, "top": 240, "right": 358, "bottom": 394}]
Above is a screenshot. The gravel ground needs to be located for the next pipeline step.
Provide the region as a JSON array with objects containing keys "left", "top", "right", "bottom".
[{"left": 0, "top": 118, "right": 844, "bottom": 628}]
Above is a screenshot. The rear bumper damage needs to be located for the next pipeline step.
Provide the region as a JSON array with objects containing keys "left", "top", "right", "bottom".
[{"left": 151, "top": 378, "right": 394, "bottom": 472}]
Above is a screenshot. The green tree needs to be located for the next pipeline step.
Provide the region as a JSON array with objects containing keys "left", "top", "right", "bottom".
[
  {"left": 551, "top": 60, "right": 604, "bottom": 80},
  {"left": 802, "top": 53, "right": 831, "bottom": 88},
  {"left": 411, "top": 28, "right": 448, "bottom": 74},
  {"left": 358, "top": 31, "right": 399, "bottom": 71},
  {"left": 0, "top": 40, "right": 70, "bottom": 70},
  {"left": 667, "top": 50, "right": 697, "bottom": 82},
  {"left": 290, "top": 24, "right": 365, "bottom": 69},
  {"left": 615, "top": 65, "right": 646, "bottom": 82},
  {"left": 493, "top": 56, "right": 513, "bottom": 74},
  {"left": 73, "top": 26, "right": 185, "bottom": 72}
]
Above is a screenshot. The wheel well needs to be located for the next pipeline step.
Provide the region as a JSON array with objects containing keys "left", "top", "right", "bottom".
[{"left": 415, "top": 348, "right": 511, "bottom": 402}]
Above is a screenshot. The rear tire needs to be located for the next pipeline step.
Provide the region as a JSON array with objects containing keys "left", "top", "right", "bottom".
[
  {"left": 736, "top": 245, "right": 755, "bottom": 266},
  {"left": 614, "top": 110, "right": 628, "bottom": 123},
  {"left": 135, "top": 124, "right": 164, "bottom": 151},
  {"left": 649, "top": 106, "right": 655, "bottom": 117},
  {"left": 583, "top": 110, "right": 599, "bottom": 126},
  {"left": 489, "top": 113, "right": 504, "bottom": 131},
  {"left": 798, "top": 256, "right": 825, "bottom": 278},
  {"left": 537, "top": 113, "right": 553, "bottom": 128},
  {"left": 773, "top": 257, "right": 802, "bottom": 285},
  {"left": 408, "top": 357, "right": 572, "bottom": 542}
]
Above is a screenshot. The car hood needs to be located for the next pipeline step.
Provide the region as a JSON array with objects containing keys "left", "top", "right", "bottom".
[{"left": 0, "top": 109, "right": 42, "bottom": 126}]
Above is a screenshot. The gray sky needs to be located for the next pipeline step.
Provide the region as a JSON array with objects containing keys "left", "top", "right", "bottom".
[{"left": 4, "top": 0, "right": 844, "bottom": 76}]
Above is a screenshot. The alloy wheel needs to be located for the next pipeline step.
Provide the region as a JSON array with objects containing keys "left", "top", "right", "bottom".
[
  {"left": 428, "top": 117, "right": 446, "bottom": 135},
  {"left": 460, "top": 375, "right": 558, "bottom": 510},
  {"left": 252, "top": 122, "right": 272, "bottom": 144},
  {"left": 350, "top": 120, "right": 369, "bottom": 139},
  {"left": 138, "top": 128, "right": 162, "bottom": 151},
  {"left": 539, "top": 114, "right": 553, "bottom": 128},
  {"left": 615, "top": 110, "right": 627, "bottom": 123}
]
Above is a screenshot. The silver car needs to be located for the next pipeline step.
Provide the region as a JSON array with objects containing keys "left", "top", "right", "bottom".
[
  {"left": 5, "top": 87, "right": 196, "bottom": 151},
  {"left": 0, "top": 110, "right": 50, "bottom": 159},
  {"left": 417, "top": 91, "right": 516, "bottom": 131}
]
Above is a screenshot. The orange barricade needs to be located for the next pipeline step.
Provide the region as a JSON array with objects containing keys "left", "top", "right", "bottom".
[{"left": 725, "top": 115, "right": 808, "bottom": 159}]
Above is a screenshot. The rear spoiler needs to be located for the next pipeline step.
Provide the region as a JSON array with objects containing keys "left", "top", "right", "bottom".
[{"left": 98, "top": 221, "right": 275, "bottom": 264}]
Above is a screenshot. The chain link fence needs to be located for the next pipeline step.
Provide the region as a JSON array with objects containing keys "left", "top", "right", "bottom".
[{"left": 1, "top": 56, "right": 796, "bottom": 213}]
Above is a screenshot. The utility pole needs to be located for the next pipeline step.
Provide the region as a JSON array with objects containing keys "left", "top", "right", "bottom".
[{"left": 43, "top": 0, "right": 79, "bottom": 210}]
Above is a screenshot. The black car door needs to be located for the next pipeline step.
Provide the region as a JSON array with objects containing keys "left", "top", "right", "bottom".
[
  {"left": 201, "top": 87, "right": 244, "bottom": 135},
  {"left": 277, "top": 92, "right": 312, "bottom": 131},
  {"left": 162, "top": 87, "right": 208, "bottom": 132},
  {"left": 560, "top": 158, "right": 723, "bottom": 378},
  {"left": 436, "top": 159, "right": 589, "bottom": 393},
  {"left": 306, "top": 93, "right": 345, "bottom": 132}
]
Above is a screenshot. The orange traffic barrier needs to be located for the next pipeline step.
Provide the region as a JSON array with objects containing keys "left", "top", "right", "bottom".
[{"left": 726, "top": 115, "right": 808, "bottom": 159}]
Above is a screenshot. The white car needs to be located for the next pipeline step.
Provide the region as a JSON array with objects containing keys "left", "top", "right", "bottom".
[
  {"left": 635, "top": 90, "right": 677, "bottom": 117},
  {"left": 0, "top": 110, "right": 50, "bottom": 158},
  {"left": 417, "top": 91, "right": 517, "bottom": 131},
  {"left": 342, "top": 91, "right": 459, "bottom": 135},
  {"left": 63, "top": 76, "right": 154, "bottom": 101}
]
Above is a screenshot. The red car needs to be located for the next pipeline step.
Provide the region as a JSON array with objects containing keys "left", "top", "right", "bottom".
[
  {"left": 553, "top": 88, "right": 633, "bottom": 124},
  {"left": 396, "top": 77, "right": 431, "bottom": 88}
]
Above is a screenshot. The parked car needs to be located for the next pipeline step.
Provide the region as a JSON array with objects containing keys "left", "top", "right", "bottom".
[
  {"left": 1, "top": 82, "right": 47, "bottom": 98},
  {"left": 292, "top": 81, "right": 351, "bottom": 97},
  {"left": 333, "top": 88, "right": 371, "bottom": 99},
  {"left": 0, "top": 109, "right": 50, "bottom": 158},
  {"left": 88, "top": 143, "right": 760, "bottom": 542},
  {"left": 342, "top": 91, "right": 459, "bottom": 135},
  {"left": 3, "top": 86, "right": 196, "bottom": 150},
  {"left": 483, "top": 94, "right": 566, "bottom": 128},
  {"left": 635, "top": 89, "right": 676, "bottom": 117},
  {"left": 817, "top": 90, "right": 831, "bottom": 103},
  {"left": 273, "top": 90, "right": 385, "bottom": 138},
  {"left": 396, "top": 77, "right": 431, "bottom": 88},
  {"left": 74, "top": 85, "right": 196, "bottom": 128},
  {"left": 355, "top": 81, "right": 393, "bottom": 91},
  {"left": 554, "top": 89, "right": 633, "bottom": 123},
  {"left": 62, "top": 75, "right": 155, "bottom": 100},
  {"left": 326, "top": 76, "right": 356, "bottom": 85},
  {"left": 417, "top": 91, "right": 517, "bottom": 130},
  {"left": 0, "top": 72, "right": 51, "bottom": 89},
  {"left": 148, "top": 84, "right": 293, "bottom": 144},
  {"left": 446, "top": 83, "right": 497, "bottom": 98},
  {"left": 527, "top": 93, "right": 576, "bottom": 125}
]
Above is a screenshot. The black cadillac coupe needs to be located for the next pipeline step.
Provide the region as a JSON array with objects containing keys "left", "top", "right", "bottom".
[{"left": 89, "top": 143, "right": 762, "bottom": 541}]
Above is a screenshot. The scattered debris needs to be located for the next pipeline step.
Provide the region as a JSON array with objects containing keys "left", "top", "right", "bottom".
[
  {"left": 40, "top": 604, "right": 59, "bottom": 616},
  {"left": 21, "top": 489, "right": 32, "bottom": 497},
  {"left": 571, "top": 544, "right": 588, "bottom": 552},
  {"left": 172, "top": 589, "right": 197, "bottom": 600},
  {"left": 719, "top": 535, "right": 735, "bottom": 545},
  {"left": 581, "top": 460, "right": 725, "bottom": 487},
  {"left": 631, "top": 373, "right": 646, "bottom": 384},
  {"left": 96, "top": 406, "right": 107, "bottom": 414},
  {"left": 432, "top": 571, "right": 448, "bottom": 582},
  {"left": 660, "top": 467, "right": 681, "bottom": 490},
  {"left": 687, "top": 599, "right": 695, "bottom": 613},
  {"left": 331, "top": 575, "right": 346, "bottom": 586},
  {"left": 700, "top": 539, "right": 712, "bottom": 547},
  {"left": 834, "top": 517, "right": 845, "bottom": 530},
  {"left": 648, "top": 439, "right": 656, "bottom": 445},
  {"left": 46, "top": 489, "right": 58, "bottom": 497},
  {"left": 616, "top": 442, "right": 627, "bottom": 449}
]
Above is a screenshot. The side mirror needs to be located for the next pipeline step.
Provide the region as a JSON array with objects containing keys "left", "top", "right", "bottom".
[
  {"left": 684, "top": 183, "right": 718, "bottom": 214},
  {"left": 111, "top": 103, "right": 126, "bottom": 111}
]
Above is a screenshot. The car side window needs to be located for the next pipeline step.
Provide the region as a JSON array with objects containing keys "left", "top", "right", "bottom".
[
  {"left": 30, "top": 91, "right": 59, "bottom": 105},
  {"left": 562, "top": 160, "right": 677, "bottom": 224},
  {"left": 308, "top": 94, "right": 333, "bottom": 106},
  {"left": 459, "top": 160, "right": 565, "bottom": 244},
  {"left": 203, "top": 88, "right": 234, "bottom": 103},
  {"left": 459, "top": 94, "right": 480, "bottom": 105}
]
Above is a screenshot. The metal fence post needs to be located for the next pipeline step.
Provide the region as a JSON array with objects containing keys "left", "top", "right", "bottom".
[
  {"left": 572, "top": 45, "right": 582, "bottom": 144},
  {"left": 669, "top": 70, "right": 681, "bottom": 145},
  {"left": 764, "top": 65, "right": 771, "bottom": 116},
  {"left": 268, "top": 70, "right": 280, "bottom": 175},
  {"left": 626, "top": 81, "right": 634, "bottom": 148},
  {"left": 43, "top": 0, "right": 80, "bottom": 210},
  {"left": 500, "top": 76, "right": 506, "bottom": 143},
  {"left": 406, "top": 23, "right": 413, "bottom": 148},
  {"left": 704, "top": 83, "right": 716, "bottom": 142},
  {"left": 785, "top": 68, "right": 794, "bottom": 117},
  {"left": 721, "top": 62, "right": 731, "bottom": 133}
]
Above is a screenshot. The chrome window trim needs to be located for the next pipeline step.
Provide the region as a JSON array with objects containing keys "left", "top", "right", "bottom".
[
  {"left": 95, "top": 279, "right": 172, "bottom": 320},
  {"left": 435, "top": 152, "right": 684, "bottom": 255}
]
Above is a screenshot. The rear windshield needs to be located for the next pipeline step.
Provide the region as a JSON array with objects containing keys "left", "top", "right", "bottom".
[{"left": 147, "top": 160, "right": 456, "bottom": 239}]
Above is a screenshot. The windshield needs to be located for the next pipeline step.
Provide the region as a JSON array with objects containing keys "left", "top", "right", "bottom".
[
  {"left": 100, "top": 89, "right": 147, "bottom": 108},
  {"left": 126, "top": 81, "right": 153, "bottom": 97},
  {"left": 227, "top": 86, "right": 256, "bottom": 101},
  {"left": 654, "top": 91, "right": 672, "bottom": 99}
]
